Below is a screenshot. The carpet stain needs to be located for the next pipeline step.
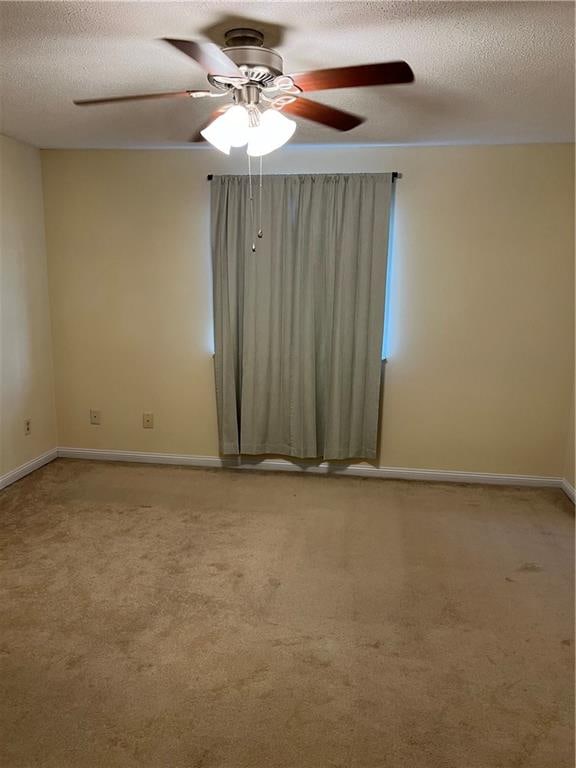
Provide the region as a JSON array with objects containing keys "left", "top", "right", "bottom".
[{"left": 517, "top": 562, "right": 544, "bottom": 573}]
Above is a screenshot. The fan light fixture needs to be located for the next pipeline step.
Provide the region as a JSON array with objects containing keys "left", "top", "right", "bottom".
[{"left": 201, "top": 105, "right": 296, "bottom": 156}]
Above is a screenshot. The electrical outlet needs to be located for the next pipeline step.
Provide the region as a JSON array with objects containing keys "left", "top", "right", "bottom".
[
  {"left": 90, "top": 409, "right": 101, "bottom": 426},
  {"left": 142, "top": 412, "right": 154, "bottom": 429},
  {"left": 24, "top": 419, "right": 31, "bottom": 436}
]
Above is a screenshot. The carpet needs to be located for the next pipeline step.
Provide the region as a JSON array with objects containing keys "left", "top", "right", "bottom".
[{"left": 0, "top": 459, "right": 573, "bottom": 767}]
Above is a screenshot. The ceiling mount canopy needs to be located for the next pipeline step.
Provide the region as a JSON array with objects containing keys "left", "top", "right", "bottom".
[{"left": 224, "top": 27, "right": 265, "bottom": 48}]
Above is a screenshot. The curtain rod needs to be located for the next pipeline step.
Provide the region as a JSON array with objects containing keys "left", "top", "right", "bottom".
[{"left": 206, "top": 172, "right": 401, "bottom": 181}]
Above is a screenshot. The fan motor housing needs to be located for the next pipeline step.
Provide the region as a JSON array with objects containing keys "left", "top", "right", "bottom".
[{"left": 208, "top": 45, "right": 284, "bottom": 91}]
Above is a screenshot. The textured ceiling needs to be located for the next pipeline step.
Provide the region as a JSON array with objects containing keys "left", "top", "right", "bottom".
[{"left": 0, "top": 1, "right": 574, "bottom": 148}]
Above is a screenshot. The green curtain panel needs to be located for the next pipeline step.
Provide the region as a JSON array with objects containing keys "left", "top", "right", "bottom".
[{"left": 211, "top": 173, "right": 393, "bottom": 460}]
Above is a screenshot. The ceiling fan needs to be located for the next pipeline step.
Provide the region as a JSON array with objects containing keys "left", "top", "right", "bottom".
[{"left": 74, "top": 27, "right": 415, "bottom": 156}]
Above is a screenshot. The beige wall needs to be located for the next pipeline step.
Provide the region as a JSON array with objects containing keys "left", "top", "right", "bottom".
[
  {"left": 1, "top": 135, "right": 57, "bottom": 476},
  {"left": 565, "top": 389, "right": 575, "bottom": 488},
  {"left": 41, "top": 143, "right": 574, "bottom": 477}
]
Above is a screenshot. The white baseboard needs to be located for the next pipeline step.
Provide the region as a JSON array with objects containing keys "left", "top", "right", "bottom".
[
  {"left": 58, "top": 447, "right": 227, "bottom": 469},
  {"left": 0, "top": 448, "right": 58, "bottom": 491},
  {"left": 560, "top": 478, "right": 575, "bottom": 502},
  {"left": 57, "top": 447, "right": 568, "bottom": 493},
  {"left": 1, "top": 447, "right": 572, "bottom": 502}
]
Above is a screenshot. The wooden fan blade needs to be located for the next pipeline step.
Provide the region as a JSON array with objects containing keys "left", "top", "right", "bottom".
[
  {"left": 162, "top": 38, "right": 243, "bottom": 78},
  {"left": 74, "top": 90, "right": 210, "bottom": 106},
  {"left": 190, "top": 127, "right": 207, "bottom": 142},
  {"left": 281, "top": 97, "right": 364, "bottom": 131},
  {"left": 289, "top": 61, "right": 414, "bottom": 92}
]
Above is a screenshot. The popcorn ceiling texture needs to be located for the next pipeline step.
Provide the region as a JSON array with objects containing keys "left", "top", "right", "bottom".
[{"left": 0, "top": 1, "right": 574, "bottom": 148}]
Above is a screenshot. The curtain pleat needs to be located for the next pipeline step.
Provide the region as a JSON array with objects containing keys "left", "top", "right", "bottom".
[{"left": 211, "top": 173, "right": 393, "bottom": 460}]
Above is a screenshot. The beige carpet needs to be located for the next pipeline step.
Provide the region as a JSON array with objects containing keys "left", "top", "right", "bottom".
[{"left": 0, "top": 459, "right": 573, "bottom": 768}]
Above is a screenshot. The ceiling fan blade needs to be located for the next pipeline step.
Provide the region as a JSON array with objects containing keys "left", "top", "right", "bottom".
[
  {"left": 190, "top": 127, "right": 207, "bottom": 142},
  {"left": 74, "top": 90, "right": 210, "bottom": 106},
  {"left": 289, "top": 61, "right": 414, "bottom": 92},
  {"left": 281, "top": 97, "right": 364, "bottom": 132},
  {"left": 162, "top": 38, "right": 243, "bottom": 78}
]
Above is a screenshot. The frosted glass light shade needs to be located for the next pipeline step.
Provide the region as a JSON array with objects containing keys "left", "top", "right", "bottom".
[
  {"left": 201, "top": 105, "right": 250, "bottom": 154},
  {"left": 247, "top": 109, "right": 296, "bottom": 157}
]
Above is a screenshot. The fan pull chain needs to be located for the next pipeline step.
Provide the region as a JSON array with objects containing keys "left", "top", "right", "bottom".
[
  {"left": 258, "top": 155, "right": 263, "bottom": 240},
  {"left": 248, "top": 153, "right": 256, "bottom": 252}
]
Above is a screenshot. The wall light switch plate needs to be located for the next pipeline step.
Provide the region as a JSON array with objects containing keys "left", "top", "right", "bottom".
[
  {"left": 90, "top": 409, "right": 101, "bottom": 426},
  {"left": 143, "top": 412, "right": 154, "bottom": 429},
  {"left": 24, "top": 419, "right": 31, "bottom": 436}
]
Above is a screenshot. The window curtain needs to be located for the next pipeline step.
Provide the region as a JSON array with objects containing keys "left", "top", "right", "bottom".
[{"left": 211, "top": 173, "right": 393, "bottom": 460}]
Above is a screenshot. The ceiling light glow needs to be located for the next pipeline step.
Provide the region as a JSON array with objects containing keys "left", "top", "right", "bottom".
[
  {"left": 247, "top": 109, "right": 296, "bottom": 157},
  {"left": 200, "top": 105, "right": 295, "bottom": 156},
  {"left": 200, "top": 105, "right": 250, "bottom": 154}
]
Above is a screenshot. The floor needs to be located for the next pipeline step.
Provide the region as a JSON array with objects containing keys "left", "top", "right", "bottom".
[{"left": 0, "top": 459, "right": 573, "bottom": 768}]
